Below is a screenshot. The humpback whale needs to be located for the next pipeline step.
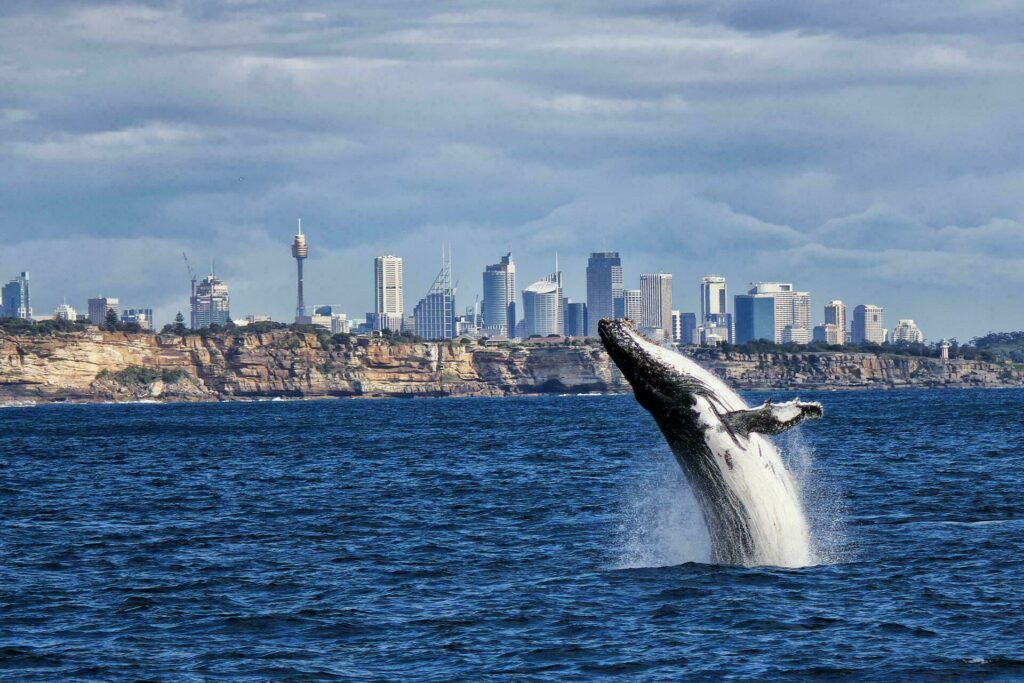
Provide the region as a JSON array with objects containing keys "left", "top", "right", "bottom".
[{"left": 599, "top": 319, "right": 823, "bottom": 567}]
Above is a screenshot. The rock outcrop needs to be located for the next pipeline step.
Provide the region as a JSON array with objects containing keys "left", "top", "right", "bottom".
[
  {"left": 0, "top": 331, "right": 626, "bottom": 403},
  {"left": 0, "top": 330, "right": 1020, "bottom": 404}
]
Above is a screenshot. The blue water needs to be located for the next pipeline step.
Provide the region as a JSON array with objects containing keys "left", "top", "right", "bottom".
[{"left": 2, "top": 389, "right": 1023, "bottom": 680}]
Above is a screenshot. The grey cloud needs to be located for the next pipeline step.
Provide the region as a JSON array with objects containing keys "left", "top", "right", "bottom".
[{"left": 0, "top": 1, "right": 1022, "bottom": 338}]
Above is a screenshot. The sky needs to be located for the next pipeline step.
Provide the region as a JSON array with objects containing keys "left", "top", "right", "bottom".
[{"left": 2, "top": 1, "right": 1023, "bottom": 340}]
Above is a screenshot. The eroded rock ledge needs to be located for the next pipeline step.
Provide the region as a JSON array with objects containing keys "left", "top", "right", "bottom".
[{"left": 0, "top": 330, "right": 1020, "bottom": 404}]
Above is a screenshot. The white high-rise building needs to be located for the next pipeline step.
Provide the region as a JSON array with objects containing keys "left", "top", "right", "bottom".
[
  {"left": 622, "top": 288, "right": 642, "bottom": 323},
  {"left": 892, "top": 319, "right": 924, "bottom": 344},
  {"left": 852, "top": 304, "right": 884, "bottom": 344},
  {"left": 522, "top": 279, "right": 561, "bottom": 337},
  {"left": 671, "top": 310, "right": 682, "bottom": 343},
  {"left": 700, "top": 276, "right": 727, "bottom": 324},
  {"left": 746, "top": 283, "right": 811, "bottom": 344},
  {"left": 482, "top": 253, "right": 516, "bottom": 337},
  {"left": 374, "top": 255, "right": 404, "bottom": 332},
  {"left": 640, "top": 273, "right": 672, "bottom": 337}
]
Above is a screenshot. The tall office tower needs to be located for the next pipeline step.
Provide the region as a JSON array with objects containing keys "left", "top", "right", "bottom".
[
  {"left": 700, "top": 276, "right": 727, "bottom": 325},
  {"left": 640, "top": 273, "right": 673, "bottom": 336},
  {"left": 671, "top": 310, "right": 682, "bottom": 343},
  {"left": 565, "top": 301, "right": 587, "bottom": 337},
  {"left": 543, "top": 266, "right": 565, "bottom": 336},
  {"left": 586, "top": 252, "right": 623, "bottom": 336},
  {"left": 413, "top": 248, "right": 456, "bottom": 340},
  {"left": 891, "top": 319, "right": 924, "bottom": 344},
  {"left": 824, "top": 300, "right": 847, "bottom": 337},
  {"left": 121, "top": 308, "right": 154, "bottom": 330},
  {"left": 87, "top": 296, "right": 119, "bottom": 326},
  {"left": 852, "top": 304, "right": 885, "bottom": 344},
  {"left": 191, "top": 274, "right": 230, "bottom": 328},
  {"left": 1, "top": 272, "right": 31, "bottom": 319},
  {"left": 522, "top": 279, "right": 561, "bottom": 337},
  {"left": 622, "top": 288, "right": 642, "bottom": 323},
  {"left": 482, "top": 253, "right": 516, "bottom": 337},
  {"left": 733, "top": 283, "right": 811, "bottom": 344},
  {"left": 374, "top": 255, "right": 404, "bottom": 332},
  {"left": 680, "top": 312, "right": 698, "bottom": 345},
  {"left": 291, "top": 219, "right": 308, "bottom": 321}
]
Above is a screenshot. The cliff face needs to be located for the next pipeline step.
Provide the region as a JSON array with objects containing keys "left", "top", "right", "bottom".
[
  {"left": 0, "top": 331, "right": 1021, "bottom": 404},
  {"left": 689, "top": 349, "right": 1024, "bottom": 390},
  {"left": 0, "top": 331, "right": 627, "bottom": 403}
]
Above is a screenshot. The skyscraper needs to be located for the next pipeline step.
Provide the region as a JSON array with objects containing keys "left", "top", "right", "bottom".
[
  {"left": 640, "top": 273, "right": 672, "bottom": 337},
  {"left": 413, "top": 248, "right": 455, "bottom": 340},
  {"left": 700, "top": 276, "right": 727, "bottom": 325},
  {"left": 565, "top": 301, "right": 587, "bottom": 337},
  {"left": 191, "top": 274, "right": 230, "bottom": 328},
  {"left": 1, "top": 272, "right": 31, "bottom": 319},
  {"left": 291, "top": 219, "right": 308, "bottom": 321},
  {"left": 374, "top": 255, "right": 404, "bottom": 332},
  {"left": 852, "top": 304, "right": 884, "bottom": 344},
  {"left": 522, "top": 279, "right": 561, "bottom": 337},
  {"left": 622, "top": 288, "right": 642, "bottom": 323},
  {"left": 482, "top": 253, "right": 516, "bottom": 337},
  {"left": 824, "top": 300, "right": 847, "bottom": 338},
  {"left": 543, "top": 264, "right": 565, "bottom": 336},
  {"left": 88, "top": 296, "right": 119, "bottom": 326},
  {"left": 586, "top": 252, "right": 623, "bottom": 336}
]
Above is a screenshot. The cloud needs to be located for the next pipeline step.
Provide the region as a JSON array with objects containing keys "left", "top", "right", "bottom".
[{"left": 0, "top": 1, "right": 1022, "bottom": 339}]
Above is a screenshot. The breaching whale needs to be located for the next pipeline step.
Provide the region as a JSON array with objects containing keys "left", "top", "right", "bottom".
[{"left": 599, "top": 319, "right": 823, "bottom": 567}]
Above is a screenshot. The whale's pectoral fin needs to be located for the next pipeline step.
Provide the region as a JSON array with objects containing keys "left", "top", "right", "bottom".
[{"left": 722, "top": 399, "right": 823, "bottom": 437}]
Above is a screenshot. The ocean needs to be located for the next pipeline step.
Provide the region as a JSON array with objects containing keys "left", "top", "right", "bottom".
[{"left": 2, "top": 389, "right": 1023, "bottom": 680}]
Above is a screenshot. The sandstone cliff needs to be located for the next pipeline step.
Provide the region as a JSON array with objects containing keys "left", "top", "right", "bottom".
[
  {"left": 0, "top": 331, "right": 626, "bottom": 403},
  {"left": 690, "top": 348, "right": 1024, "bottom": 390},
  {"left": 0, "top": 330, "right": 1020, "bottom": 404}
]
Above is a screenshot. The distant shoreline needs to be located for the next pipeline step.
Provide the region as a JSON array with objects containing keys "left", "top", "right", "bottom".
[{"left": 1, "top": 328, "right": 1021, "bottom": 405}]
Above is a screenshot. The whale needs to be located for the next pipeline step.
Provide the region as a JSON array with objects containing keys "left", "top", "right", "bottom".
[{"left": 599, "top": 318, "right": 823, "bottom": 567}]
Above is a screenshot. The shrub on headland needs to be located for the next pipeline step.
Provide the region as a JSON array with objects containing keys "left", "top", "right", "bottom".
[{"left": 96, "top": 366, "right": 191, "bottom": 386}]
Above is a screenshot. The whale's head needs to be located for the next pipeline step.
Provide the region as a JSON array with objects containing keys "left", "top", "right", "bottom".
[{"left": 598, "top": 318, "right": 715, "bottom": 415}]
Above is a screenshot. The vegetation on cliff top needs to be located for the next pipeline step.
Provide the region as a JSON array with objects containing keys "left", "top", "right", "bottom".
[
  {"left": 96, "top": 366, "right": 192, "bottom": 386},
  {"left": 3, "top": 315, "right": 1022, "bottom": 363}
]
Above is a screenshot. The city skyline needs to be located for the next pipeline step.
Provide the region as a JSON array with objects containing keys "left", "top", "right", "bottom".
[{"left": 0, "top": 242, "right": 969, "bottom": 344}]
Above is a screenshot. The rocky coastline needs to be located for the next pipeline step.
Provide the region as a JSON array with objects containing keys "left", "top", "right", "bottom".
[{"left": 0, "top": 329, "right": 1021, "bottom": 405}]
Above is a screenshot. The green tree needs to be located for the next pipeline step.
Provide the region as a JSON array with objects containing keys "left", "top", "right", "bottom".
[{"left": 103, "top": 308, "right": 120, "bottom": 331}]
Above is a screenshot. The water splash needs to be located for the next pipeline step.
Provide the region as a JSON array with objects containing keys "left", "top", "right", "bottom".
[
  {"left": 613, "top": 451, "right": 710, "bottom": 568},
  {"left": 777, "top": 429, "right": 850, "bottom": 565},
  {"left": 614, "top": 431, "right": 848, "bottom": 569}
]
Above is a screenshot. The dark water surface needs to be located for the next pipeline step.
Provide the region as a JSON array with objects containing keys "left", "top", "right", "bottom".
[{"left": 2, "top": 390, "right": 1023, "bottom": 680}]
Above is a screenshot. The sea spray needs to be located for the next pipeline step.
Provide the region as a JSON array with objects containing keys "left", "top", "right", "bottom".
[
  {"left": 777, "top": 429, "right": 850, "bottom": 565},
  {"left": 613, "top": 448, "right": 710, "bottom": 568}
]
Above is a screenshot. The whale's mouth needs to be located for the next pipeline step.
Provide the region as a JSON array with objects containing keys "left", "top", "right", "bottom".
[{"left": 598, "top": 318, "right": 702, "bottom": 406}]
